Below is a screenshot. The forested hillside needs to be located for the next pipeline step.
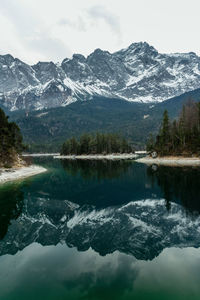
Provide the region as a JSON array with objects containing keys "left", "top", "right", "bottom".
[
  {"left": 8, "top": 89, "right": 200, "bottom": 153},
  {"left": 0, "top": 108, "right": 24, "bottom": 167}
]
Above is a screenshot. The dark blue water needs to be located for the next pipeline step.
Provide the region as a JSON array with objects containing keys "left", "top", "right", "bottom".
[{"left": 0, "top": 158, "right": 200, "bottom": 299}]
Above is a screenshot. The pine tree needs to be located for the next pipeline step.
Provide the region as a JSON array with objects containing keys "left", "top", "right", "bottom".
[
  {"left": 148, "top": 101, "right": 200, "bottom": 156},
  {"left": 161, "top": 110, "right": 170, "bottom": 144},
  {"left": 61, "top": 132, "right": 133, "bottom": 155},
  {"left": 0, "top": 108, "right": 24, "bottom": 166}
]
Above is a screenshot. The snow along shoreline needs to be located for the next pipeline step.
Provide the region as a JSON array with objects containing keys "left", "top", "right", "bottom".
[
  {"left": 22, "top": 153, "right": 59, "bottom": 157},
  {"left": 136, "top": 156, "right": 200, "bottom": 166},
  {"left": 0, "top": 165, "right": 47, "bottom": 184},
  {"left": 54, "top": 153, "right": 138, "bottom": 160}
]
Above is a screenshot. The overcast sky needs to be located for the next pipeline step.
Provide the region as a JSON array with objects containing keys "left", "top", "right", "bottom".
[{"left": 0, "top": 0, "right": 199, "bottom": 64}]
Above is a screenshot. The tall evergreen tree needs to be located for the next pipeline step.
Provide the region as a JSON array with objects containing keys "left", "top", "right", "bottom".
[
  {"left": 0, "top": 108, "right": 25, "bottom": 167},
  {"left": 161, "top": 110, "right": 170, "bottom": 144},
  {"left": 148, "top": 101, "right": 200, "bottom": 156}
]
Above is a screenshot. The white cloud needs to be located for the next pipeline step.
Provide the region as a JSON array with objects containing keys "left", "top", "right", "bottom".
[
  {"left": 58, "top": 16, "right": 87, "bottom": 32},
  {"left": 0, "top": 0, "right": 199, "bottom": 64},
  {"left": 88, "top": 5, "right": 121, "bottom": 36}
]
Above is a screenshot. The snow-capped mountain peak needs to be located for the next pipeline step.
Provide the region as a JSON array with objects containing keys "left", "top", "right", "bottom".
[{"left": 1, "top": 42, "right": 200, "bottom": 111}]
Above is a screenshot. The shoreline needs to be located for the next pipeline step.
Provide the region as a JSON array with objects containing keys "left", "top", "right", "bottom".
[
  {"left": 136, "top": 156, "right": 200, "bottom": 166},
  {"left": 54, "top": 153, "right": 138, "bottom": 160},
  {"left": 0, "top": 165, "right": 47, "bottom": 184},
  {"left": 22, "top": 153, "right": 59, "bottom": 157}
]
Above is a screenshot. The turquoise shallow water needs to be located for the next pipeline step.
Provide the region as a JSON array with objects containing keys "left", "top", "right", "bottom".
[{"left": 0, "top": 158, "right": 200, "bottom": 299}]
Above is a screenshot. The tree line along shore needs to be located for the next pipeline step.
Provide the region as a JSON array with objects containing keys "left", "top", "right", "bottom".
[
  {"left": 61, "top": 133, "right": 134, "bottom": 155},
  {"left": 147, "top": 100, "right": 200, "bottom": 157},
  {"left": 1, "top": 100, "right": 200, "bottom": 170}
]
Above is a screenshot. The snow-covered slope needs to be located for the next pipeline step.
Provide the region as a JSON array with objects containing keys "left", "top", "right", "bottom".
[
  {"left": 1, "top": 198, "right": 200, "bottom": 260},
  {"left": 1, "top": 42, "right": 200, "bottom": 111}
]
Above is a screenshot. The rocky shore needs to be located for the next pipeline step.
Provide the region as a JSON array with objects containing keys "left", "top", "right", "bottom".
[{"left": 0, "top": 165, "right": 47, "bottom": 184}]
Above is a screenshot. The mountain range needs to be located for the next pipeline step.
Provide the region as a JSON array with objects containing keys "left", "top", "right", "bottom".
[
  {"left": 1, "top": 42, "right": 200, "bottom": 111},
  {"left": 1, "top": 195, "right": 200, "bottom": 260}
]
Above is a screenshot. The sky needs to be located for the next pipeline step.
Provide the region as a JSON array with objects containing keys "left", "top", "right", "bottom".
[{"left": 0, "top": 0, "right": 200, "bottom": 64}]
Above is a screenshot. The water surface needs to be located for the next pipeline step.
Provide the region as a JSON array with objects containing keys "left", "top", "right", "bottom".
[{"left": 0, "top": 158, "right": 200, "bottom": 299}]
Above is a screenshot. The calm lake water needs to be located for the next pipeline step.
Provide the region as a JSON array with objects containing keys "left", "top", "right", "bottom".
[{"left": 0, "top": 157, "right": 200, "bottom": 300}]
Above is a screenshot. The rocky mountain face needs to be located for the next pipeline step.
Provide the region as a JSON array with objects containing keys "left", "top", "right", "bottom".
[{"left": 1, "top": 42, "right": 200, "bottom": 111}]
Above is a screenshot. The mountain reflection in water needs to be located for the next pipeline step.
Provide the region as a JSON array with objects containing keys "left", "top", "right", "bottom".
[{"left": 0, "top": 159, "right": 200, "bottom": 261}]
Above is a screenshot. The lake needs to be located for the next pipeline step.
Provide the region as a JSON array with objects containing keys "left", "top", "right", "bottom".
[{"left": 0, "top": 157, "right": 200, "bottom": 300}]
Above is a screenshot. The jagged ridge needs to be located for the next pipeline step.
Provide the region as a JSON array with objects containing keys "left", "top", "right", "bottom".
[{"left": 1, "top": 42, "right": 200, "bottom": 111}]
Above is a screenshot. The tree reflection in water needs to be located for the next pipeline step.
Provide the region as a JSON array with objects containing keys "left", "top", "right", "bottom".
[
  {"left": 61, "top": 159, "right": 132, "bottom": 180},
  {"left": 147, "top": 165, "right": 200, "bottom": 214},
  {"left": 0, "top": 184, "right": 24, "bottom": 240}
]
